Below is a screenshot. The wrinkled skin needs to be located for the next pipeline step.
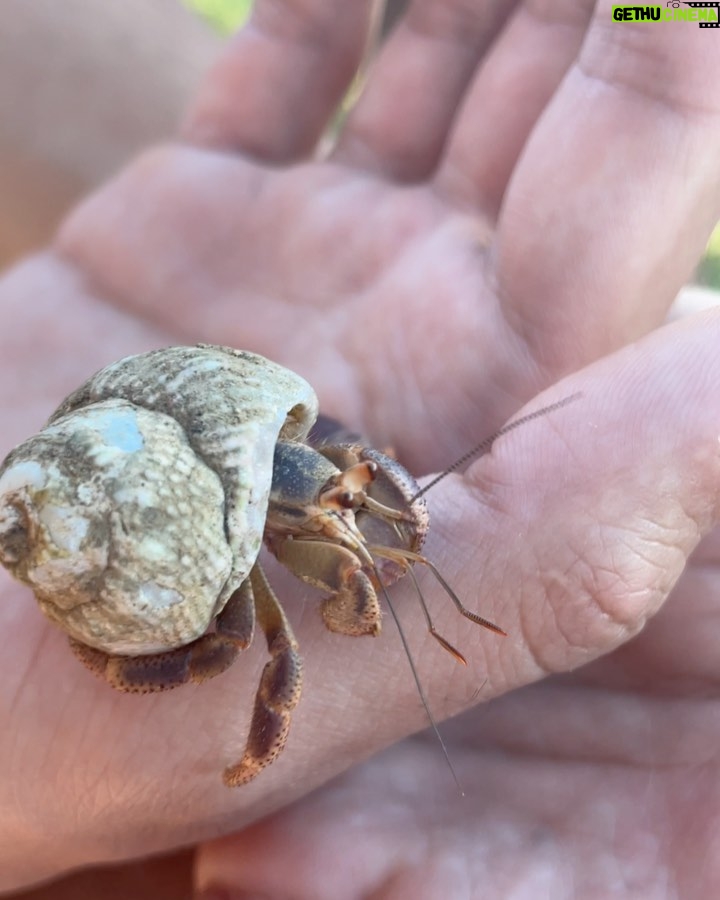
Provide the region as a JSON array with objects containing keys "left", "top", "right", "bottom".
[{"left": 2, "top": 1, "right": 720, "bottom": 897}]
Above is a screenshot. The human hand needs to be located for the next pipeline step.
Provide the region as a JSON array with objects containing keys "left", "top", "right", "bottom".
[{"left": 1, "top": 0, "right": 720, "bottom": 895}]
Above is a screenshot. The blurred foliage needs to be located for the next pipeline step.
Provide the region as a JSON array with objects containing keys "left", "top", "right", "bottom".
[
  {"left": 181, "top": 0, "right": 252, "bottom": 34},
  {"left": 698, "top": 222, "right": 720, "bottom": 289},
  {"left": 706, "top": 222, "right": 720, "bottom": 258}
]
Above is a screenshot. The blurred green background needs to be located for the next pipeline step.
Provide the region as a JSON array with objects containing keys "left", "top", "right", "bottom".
[
  {"left": 181, "top": 0, "right": 253, "bottom": 33},
  {"left": 699, "top": 224, "right": 720, "bottom": 290}
]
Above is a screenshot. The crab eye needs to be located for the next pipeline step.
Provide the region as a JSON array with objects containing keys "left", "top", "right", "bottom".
[{"left": 338, "top": 490, "right": 355, "bottom": 509}]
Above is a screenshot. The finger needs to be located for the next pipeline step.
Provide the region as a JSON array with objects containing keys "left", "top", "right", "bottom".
[
  {"left": 194, "top": 743, "right": 489, "bottom": 899},
  {"left": 333, "top": 0, "right": 519, "bottom": 179},
  {"left": 183, "top": 0, "right": 376, "bottom": 160},
  {"left": 306, "top": 307, "right": 720, "bottom": 752},
  {"left": 195, "top": 654, "right": 720, "bottom": 899},
  {"left": 436, "top": 0, "right": 593, "bottom": 215},
  {"left": 434, "top": 308, "right": 720, "bottom": 687},
  {"left": 490, "top": 6, "right": 720, "bottom": 371}
]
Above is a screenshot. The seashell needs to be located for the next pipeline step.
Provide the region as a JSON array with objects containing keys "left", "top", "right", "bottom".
[{"left": 0, "top": 345, "right": 317, "bottom": 653}]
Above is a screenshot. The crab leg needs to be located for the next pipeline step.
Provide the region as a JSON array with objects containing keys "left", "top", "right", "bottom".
[
  {"left": 223, "top": 562, "right": 303, "bottom": 786},
  {"left": 68, "top": 579, "right": 256, "bottom": 692},
  {"left": 269, "top": 536, "right": 382, "bottom": 637}
]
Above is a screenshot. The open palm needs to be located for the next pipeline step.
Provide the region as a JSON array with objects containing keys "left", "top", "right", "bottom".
[{"left": 2, "top": 1, "right": 720, "bottom": 896}]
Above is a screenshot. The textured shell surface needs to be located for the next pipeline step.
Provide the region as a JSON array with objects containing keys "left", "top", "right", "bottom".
[{"left": 0, "top": 345, "right": 319, "bottom": 654}]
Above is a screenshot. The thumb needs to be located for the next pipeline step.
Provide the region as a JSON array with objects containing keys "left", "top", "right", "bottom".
[
  {"left": 209, "top": 305, "right": 720, "bottom": 796},
  {"left": 191, "top": 308, "right": 720, "bottom": 898}
]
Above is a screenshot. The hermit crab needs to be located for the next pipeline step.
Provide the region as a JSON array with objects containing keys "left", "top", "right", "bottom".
[{"left": 0, "top": 345, "right": 508, "bottom": 786}]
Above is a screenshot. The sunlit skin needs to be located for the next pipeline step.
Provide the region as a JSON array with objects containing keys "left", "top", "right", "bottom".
[{"left": 1, "top": 0, "right": 720, "bottom": 897}]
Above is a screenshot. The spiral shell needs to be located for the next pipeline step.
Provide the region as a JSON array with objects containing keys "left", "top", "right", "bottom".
[{"left": 0, "top": 345, "right": 318, "bottom": 653}]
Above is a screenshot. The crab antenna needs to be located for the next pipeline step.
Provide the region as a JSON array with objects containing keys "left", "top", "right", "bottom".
[
  {"left": 384, "top": 520, "right": 489, "bottom": 656},
  {"left": 370, "top": 541, "right": 507, "bottom": 637},
  {"left": 419, "top": 555, "right": 507, "bottom": 636},
  {"left": 406, "top": 564, "right": 468, "bottom": 665},
  {"left": 371, "top": 561, "right": 466, "bottom": 796},
  {"left": 411, "top": 392, "right": 582, "bottom": 502}
]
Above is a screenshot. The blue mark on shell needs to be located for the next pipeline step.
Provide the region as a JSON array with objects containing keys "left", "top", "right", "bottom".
[{"left": 88, "top": 404, "right": 145, "bottom": 453}]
